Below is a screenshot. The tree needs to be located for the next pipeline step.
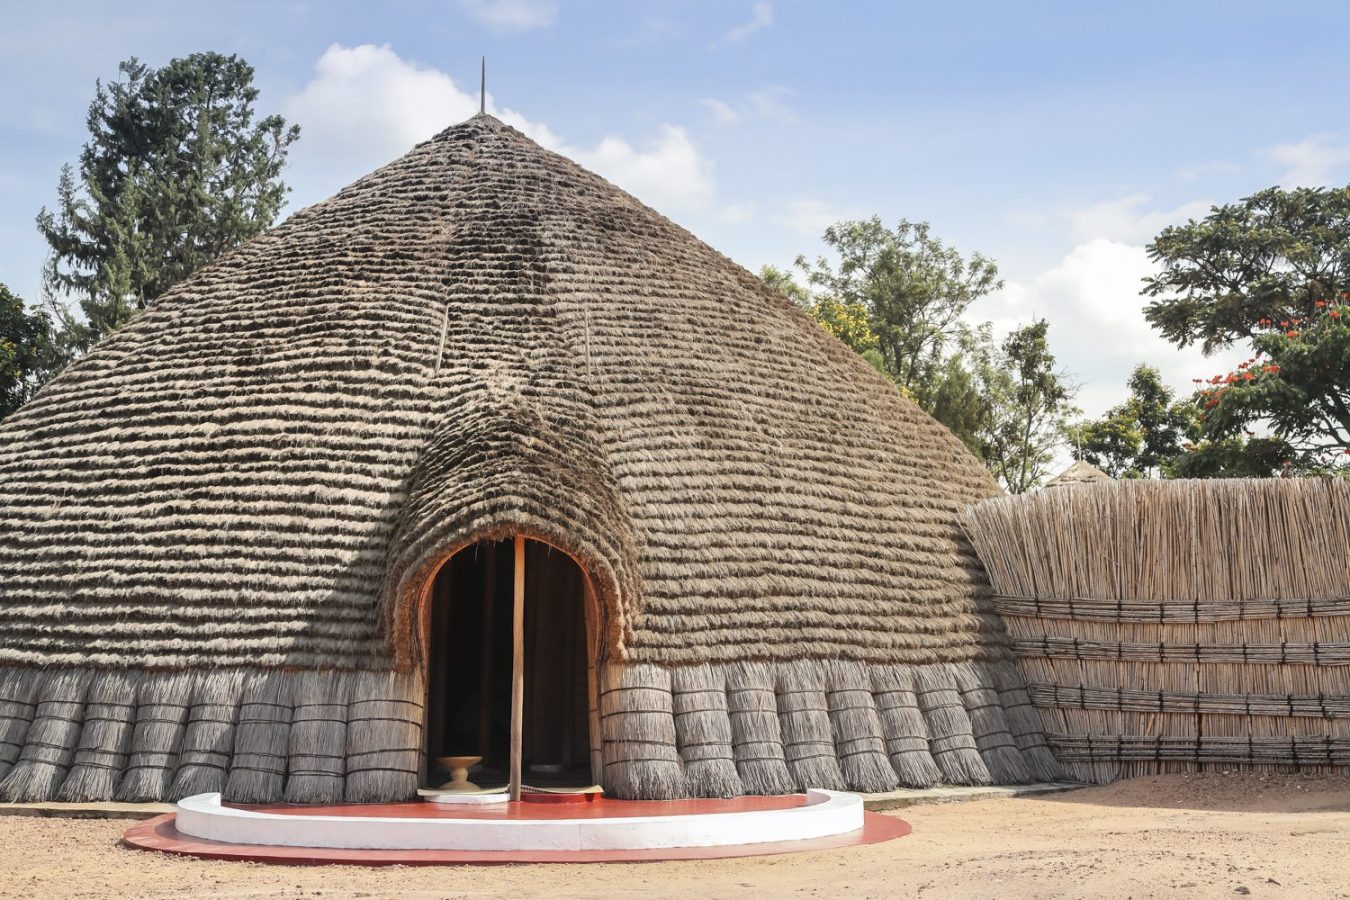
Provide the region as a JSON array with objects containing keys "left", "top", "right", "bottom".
[
  {"left": 38, "top": 53, "right": 299, "bottom": 352},
  {"left": 0, "top": 284, "right": 58, "bottom": 421},
  {"left": 1070, "top": 365, "right": 1196, "bottom": 477},
  {"left": 1144, "top": 187, "right": 1350, "bottom": 470},
  {"left": 920, "top": 323, "right": 1000, "bottom": 459},
  {"left": 981, "top": 320, "right": 1079, "bottom": 493},
  {"left": 761, "top": 264, "right": 881, "bottom": 366},
  {"left": 764, "top": 224, "right": 1079, "bottom": 489},
  {"left": 795, "top": 218, "right": 1002, "bottom": 393}
]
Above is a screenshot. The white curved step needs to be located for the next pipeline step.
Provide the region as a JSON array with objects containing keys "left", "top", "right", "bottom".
[{"left": 173, "top": 790, "right": 863, "bottom": 851}]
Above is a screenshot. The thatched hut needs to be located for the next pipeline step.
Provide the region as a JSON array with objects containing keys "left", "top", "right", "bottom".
[
  {"left": 0, "top": 114, "right": 1055, "bottom": 804},
  {"left": 1044, "top": 460, "right": 1112, "bottom": 488}
]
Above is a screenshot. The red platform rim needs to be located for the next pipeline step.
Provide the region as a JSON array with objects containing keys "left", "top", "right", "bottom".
[{"left": 122, "top": 809, "right": 910, "bottom": 866}]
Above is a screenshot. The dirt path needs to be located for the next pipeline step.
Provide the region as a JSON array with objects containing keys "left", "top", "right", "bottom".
[{"left": 2, "top": 774, "right": 1348, "bottom": 899}]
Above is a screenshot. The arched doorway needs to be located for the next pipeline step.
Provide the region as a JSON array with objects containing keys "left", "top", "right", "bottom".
[{"left": 423, "top": 537, "right": 598, "bottom": 794}]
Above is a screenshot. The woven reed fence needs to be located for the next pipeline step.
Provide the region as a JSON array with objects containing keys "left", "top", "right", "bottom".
[{"left": 964, "top": 477, "right": 1350, "bottom": 783}]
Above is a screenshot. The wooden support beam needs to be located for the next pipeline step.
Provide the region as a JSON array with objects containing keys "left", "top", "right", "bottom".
[
  {"left": 584, "top": 580, "right": 604, "bottom": 787},
  {"left": 510, "top": 535, "right": 525, "bottom": 802}
]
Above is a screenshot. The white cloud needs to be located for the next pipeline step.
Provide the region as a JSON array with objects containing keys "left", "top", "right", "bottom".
[
  {"left": 701, "top": 87, "right": 797, "bottom": 126},
  {"left": 283, "top": 44, "right": 714, "bottom": 212},
  {"left": 458, "top": 0, "right": 557, "bottom": 32},
  {"left": 1063, "top": 193, "right": 1211, "bottom": 245},
  {"left": 745, "top": 87, "right": 798, "bottom": 124},
  {"left": 771, "top": 199, "right": 862, "bottom": 237},
  {"left": 1268, "top": 135, "right": 1350, "bottom": 187},
  {"left": 981, "top": 239, "right": 1245, "bottom": 418},
  {"left": 722, "top": 2, "right": 773, "bottom": 43},
  {"left": 574, "top": 125, "right": 714, "bottom": 210},
  {"left": 700, "top": 98, "right": 742, "bottom": 125}
]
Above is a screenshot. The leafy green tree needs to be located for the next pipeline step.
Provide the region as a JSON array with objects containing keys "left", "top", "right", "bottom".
[
  {"left": 0, "top": 284, "right": 58, "bottom": 421},
  {"left": 760, "top": 264, "right": 812, "bottom": 308},
  {"left": 761, "top": 264, "right": 881, "bottom": 366},
  {"left": 981, "top": 320, "right": 1079, "bottom": 493},
  {"left": 919, "top": 323, "right": 1000, "bottom": 458},
  {"left": 794, "top": 218, "right": 1002, "bottom": 392},
  {"left": 1070, "top": 365, "right": 1196, "bottom": 477},
  {"left": 38, "top": 53, "right": 299, "bottom": 352},
  {"left": 1144, "top": 187, "right": 1350, "bottom": 469},
  {"left": 766, "top": 225, "right": 1078, "bottom": 488}
]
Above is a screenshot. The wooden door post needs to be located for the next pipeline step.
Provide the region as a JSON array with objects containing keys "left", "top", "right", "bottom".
[{"left": 510, "top": 535, "right": 525, "bottom": 802}]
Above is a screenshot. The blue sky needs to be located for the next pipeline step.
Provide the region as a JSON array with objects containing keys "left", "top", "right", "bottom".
[{"left": 4, "top": 1, "right": 1350, "bottom": 415}]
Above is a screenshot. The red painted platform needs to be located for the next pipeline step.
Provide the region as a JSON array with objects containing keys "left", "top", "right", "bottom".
[{"left": 122, "top": 796, "right": 910, "bottom": 865}]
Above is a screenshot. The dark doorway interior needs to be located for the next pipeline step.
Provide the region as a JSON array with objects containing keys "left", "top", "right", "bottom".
[{"left": 424, "top": 539, "right": 592, "bottom": 789}]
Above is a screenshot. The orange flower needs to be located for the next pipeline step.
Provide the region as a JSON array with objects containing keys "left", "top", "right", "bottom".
[
  {"left": 1287, "top": 330, "right": 1300, "bottom": 338},
  {"left": 1316, "top": 300, "right": 1327, "bottom": 307}
]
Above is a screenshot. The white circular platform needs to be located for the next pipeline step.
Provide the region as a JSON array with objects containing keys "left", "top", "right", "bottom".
[
  {"left": 172, "top": 791, "right": 864, "bottom": 852},
  {"left": 420, "top": 791, "right": 510, "bottom": 806}
]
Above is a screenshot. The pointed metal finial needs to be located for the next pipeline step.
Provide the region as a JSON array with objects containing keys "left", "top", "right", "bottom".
[{"left": 480, "top": 56, "right": 486, "bottom": 115}]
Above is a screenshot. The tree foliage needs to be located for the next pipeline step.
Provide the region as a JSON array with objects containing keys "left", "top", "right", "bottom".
[
  {"left": 37, "top": 52, "right": 299, "bottom": 352},
  {"left": 0, "top": 284, "right": 58, "bottom": 421},
  {"left": 981, "top": 320, "right": 1079, "bottom": 493},
  {"left": 1144, "top": 187, "right": 1350, "bottom": 470},
  {"left": 762, "top": 264, "right": 878, "bottom": 357},
  {"left": 764, "top": 222, "right": 1078, "bottom": 493},
  {"left": 1069, "top": 365, "right": 1196, "bottom": 477},
  {"left": 794, "top": 218, "right": 1001, "bottom": 392}
]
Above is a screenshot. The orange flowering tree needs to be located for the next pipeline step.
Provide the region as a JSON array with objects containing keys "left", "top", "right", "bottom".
[{"left": 1145, "top": 187, "right": 1350, "bottom": 472}]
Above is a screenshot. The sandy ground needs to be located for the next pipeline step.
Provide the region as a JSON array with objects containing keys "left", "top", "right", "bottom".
[{"left": 1, "top": 774, "right": 1348, "bottom": 900}]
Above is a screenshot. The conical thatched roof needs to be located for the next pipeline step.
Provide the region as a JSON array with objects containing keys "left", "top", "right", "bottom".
[
  {"left": 0, "top": 114, "right": 1002, "bottom": 671},
  {"left": 1045, "top": 460, "right": 1112, "bottom": 488}
]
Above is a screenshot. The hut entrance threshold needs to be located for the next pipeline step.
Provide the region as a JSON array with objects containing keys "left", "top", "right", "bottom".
[{"left": 424, "top": 537, "right": 597, "bottom": 799}]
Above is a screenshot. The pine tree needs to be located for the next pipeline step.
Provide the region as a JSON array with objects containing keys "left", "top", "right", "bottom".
[{"left": 37, "top": 53, "right": 299, "bottom": 352}]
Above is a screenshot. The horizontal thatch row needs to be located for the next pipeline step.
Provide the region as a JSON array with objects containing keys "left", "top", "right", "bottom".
[
  {"left": 0, "top": 113, "right": 1005, "bottom": 669},
  {"left": 1027, "top": 683, "right": 1350, "bottom": 718},
  {"left": 1049, "top": 734, "right": 1350, "bottom": 767},
  {"left": 964, "top": 478, "right": 1350, "bottom": 783},
  {"left": 0, "top": 667, "right": 422, "bottom": 804},
  {"left": 1013, "top": 637, "right": 1350, "bottom": 665},
  {"left": 597, "top": 659, "right": 1058, "bottom": 799},
  {"left": 992, "top": 595, "right": 1350, "bottom": 623}
]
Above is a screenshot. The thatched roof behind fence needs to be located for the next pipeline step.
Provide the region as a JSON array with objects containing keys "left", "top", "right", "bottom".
[{"left": 0, "top": 115, "right": 1001, "bottom": 670}]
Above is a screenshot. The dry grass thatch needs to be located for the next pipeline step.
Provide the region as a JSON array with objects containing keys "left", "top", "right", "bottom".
[
  {"left": 0, "top": 658, "right": 1052, "bottom": 802},
  {"left": 600, "top": 659, "right": 1048, "bottom": 799},
  {"left": 0, "top": 114, "right": 1070, "bottom": 801},
  {"left": 0, "top": 114, "right": 1003, "bottom": 672},
  {"left": 964, "top": 477, "right": 1350, "bottom": 782},
  {"left": 343, "top": 669, "right": 423, "bottom": 803}
]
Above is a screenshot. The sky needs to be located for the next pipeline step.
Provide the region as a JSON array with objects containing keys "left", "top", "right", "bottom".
[{"left": 3, "top": 1, "right": 1350, "bottom": 417}]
